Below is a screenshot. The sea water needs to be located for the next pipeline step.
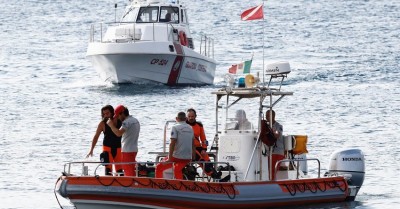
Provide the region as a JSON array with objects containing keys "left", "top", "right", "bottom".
[{"left": 0, "top": 0, "right": 399, "bottom": 208}]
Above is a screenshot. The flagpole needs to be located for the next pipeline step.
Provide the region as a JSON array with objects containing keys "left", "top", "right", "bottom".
[
  {"left": 239, "top": 2, "right": 265, "bottom": 83},
  {"left": 262, "top": 1, "right": 265, "bottom": 86}
]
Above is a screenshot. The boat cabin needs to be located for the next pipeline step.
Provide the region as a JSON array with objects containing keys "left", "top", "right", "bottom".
[
  {"left": 121, "top": 2, "right": 188, "bottom": 25},
  {"left": 97, "top": 0, "right": 195, "bottom": 48}
]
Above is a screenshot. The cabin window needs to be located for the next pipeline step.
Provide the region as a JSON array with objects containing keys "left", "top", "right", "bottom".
[
  {"left": 181, "top": 9, "right": 188, "bottom": 24},
  {"left": 121, "top": 7, "right": 140, "bottom": 22},
  {"left": 159, "top": 6, "right": 179, "bottom": 23},
  {"left": 137, "top": 6, "right": 159, "bottom": 22}
]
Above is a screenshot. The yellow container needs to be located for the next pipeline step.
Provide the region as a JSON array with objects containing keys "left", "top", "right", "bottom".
[{"left": 292, "top": 135, "right": 308, "bottom": 155}]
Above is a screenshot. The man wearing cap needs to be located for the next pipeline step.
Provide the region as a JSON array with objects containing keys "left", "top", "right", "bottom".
[
  {"left": 155, "top": 112, "right": 195, "bottom": 180},
  {"left": 107, "top": 105, "right": 140, "bottom": 176}
]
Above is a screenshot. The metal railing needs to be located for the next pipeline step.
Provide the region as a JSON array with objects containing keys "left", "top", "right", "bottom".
[
  {"left": 89, "top": 22, "right": 176, "bottom": 43},
  {"left": 274, "top": 158, "right": 321, "bottom": 180},
  {"left": 199, "top": 35, "right": 214, "bottom": 59},
  {"left": 62, "top": 160, "right": 231, "bottom": 181},
  {"left": 88, "top": 22, "right": 215, "bottom": 59},
  {"left": 162, "top": 120, "right": 176, "bottom": 153}
]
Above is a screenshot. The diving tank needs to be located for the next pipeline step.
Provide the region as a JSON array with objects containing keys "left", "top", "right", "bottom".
[{"left": 327, "top": 148, "right": 365, "bottom": 187}]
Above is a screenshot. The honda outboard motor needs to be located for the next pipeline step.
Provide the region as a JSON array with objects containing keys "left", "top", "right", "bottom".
[{"left": 327, "top": 148, "right": 365, "bottom": 188}]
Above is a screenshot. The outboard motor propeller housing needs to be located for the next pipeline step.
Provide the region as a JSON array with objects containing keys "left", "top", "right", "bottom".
[{"left": 327, "top": 148, "right": 365, "bottom": 188}]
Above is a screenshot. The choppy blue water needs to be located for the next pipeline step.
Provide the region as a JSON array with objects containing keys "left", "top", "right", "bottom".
[{"left": 0, "top": 0, "right": 399, "bottom": 208}]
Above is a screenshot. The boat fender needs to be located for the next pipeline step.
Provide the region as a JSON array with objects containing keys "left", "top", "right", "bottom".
[
  {"left": 258, "top": 120, "right": 277, "bottom": 146},
  {"left": 179, "top": 31, "right": 188, "bottom": 46}
]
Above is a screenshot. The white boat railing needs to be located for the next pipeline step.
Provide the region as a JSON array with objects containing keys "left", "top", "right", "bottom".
[
  {"left": 62, "top": 161, "right": 231, "bottom": 182},
  {"left": 274, "top": 158, "right": 321, "bottom": 180},
  {"left": 89, "top": 22, "right": 176, "bottom": 43},
  {"left": 88, "top": 22, "right": 215, "bottom": 59},
  {"left": 162, "top": 120, "right": 176, "bottom": 153},
  {"left": 62, "top": 158, "right": 322, "bottom": 182},
  {"left": 199, "top": 35, "right": 214, "bottom": 59}
]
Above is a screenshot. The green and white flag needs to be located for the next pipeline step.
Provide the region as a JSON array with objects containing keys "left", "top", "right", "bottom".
[{"left": 228, "top": 60, "right": 252, "bottom": 74}]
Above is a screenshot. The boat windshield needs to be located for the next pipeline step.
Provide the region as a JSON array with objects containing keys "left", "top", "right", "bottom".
[
  {"left": 136, "top": 6, "right": 159, "bottom": 22},
  {"left": 159, "top": 6, "right": 179, "bottom": 23},
  {"left": 130, "top": 6, "right": 179, "bottom": 23},
  {"left": 121, "top": 7, "right": 140, "bottom": 22}
]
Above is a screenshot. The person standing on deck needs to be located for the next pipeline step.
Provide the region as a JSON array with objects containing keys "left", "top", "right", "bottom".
[
  {"left": 107, "top": 105, "right": 140, "bottom": 176},
  {"left": 266, "top": 109, "right": 284, "bottom": 180},
  {"left": 186, "top": 108, "right": 221, "bottom": 179},
  {"left": 156, "top": 112, "right": 195, "bottom": 180},
  {"left": 86, "top": 105, "right": 123, "bottom": 175}
]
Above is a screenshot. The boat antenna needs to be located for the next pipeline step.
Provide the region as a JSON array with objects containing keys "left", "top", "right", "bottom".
[{"left": 114, "top": 2, "right": 118, "bottom": 23}]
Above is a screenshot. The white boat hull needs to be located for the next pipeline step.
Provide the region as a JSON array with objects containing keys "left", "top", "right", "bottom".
[{"left": 87, "top": 42, "right": 216, "bottom": 85}]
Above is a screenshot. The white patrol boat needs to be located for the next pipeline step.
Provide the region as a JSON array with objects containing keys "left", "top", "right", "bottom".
[{"left": 87, "top": 0, "right": 216, "bottom": 85}]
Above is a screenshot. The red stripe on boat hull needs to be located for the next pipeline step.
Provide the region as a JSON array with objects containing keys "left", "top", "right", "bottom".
[{"left": 167, "top": 43, "right": 184, "bottom": 86}]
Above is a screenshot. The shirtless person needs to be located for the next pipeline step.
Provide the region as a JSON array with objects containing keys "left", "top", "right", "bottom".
[{"left": 86, "top": 105, "right": 122, "bottom": 175}]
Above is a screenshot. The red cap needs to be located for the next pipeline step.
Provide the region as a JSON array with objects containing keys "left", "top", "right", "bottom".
[{"left": 114, "top": 105, "right": 125, "bottom": 119}]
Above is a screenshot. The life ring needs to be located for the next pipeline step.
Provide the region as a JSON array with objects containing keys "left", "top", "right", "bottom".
[{"left": 179, "top": 31, "right": 188, "bottom": 46}]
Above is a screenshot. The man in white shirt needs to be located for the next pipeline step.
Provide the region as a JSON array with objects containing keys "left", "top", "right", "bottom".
[
  {"left": 156, "top": 112, "right": 194, "bottom": 179},
  {"left": 107, "top": 105, "right": 140, "bottom": 176}
]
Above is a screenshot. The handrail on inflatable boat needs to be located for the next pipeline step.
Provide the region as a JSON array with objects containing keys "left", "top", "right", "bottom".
[
  {"left": 162, "top": 120, "right": 176, "bottom": 153},
  {"left": 274, "top": 158, "right": 321, "bottom": 180},
  {"left": 148, "top": 151, "right": 217, "bottom": 162},
  {"left": 62, "top": 161, "right": 231, "bottom": 181}
]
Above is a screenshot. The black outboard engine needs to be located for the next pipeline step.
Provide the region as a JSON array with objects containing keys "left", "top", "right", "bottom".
[{"left": 326, "top": 148, "right": 365, "bottom": 200}]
